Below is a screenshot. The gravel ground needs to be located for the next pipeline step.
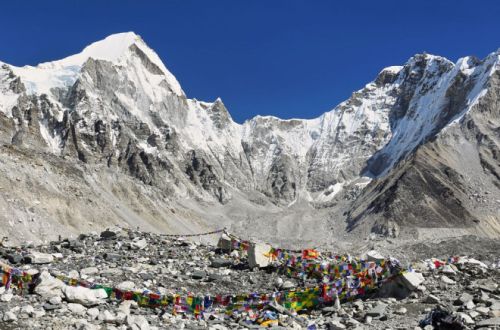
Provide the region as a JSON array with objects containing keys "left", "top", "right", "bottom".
[{"left": 0, "top": 229, "right": 498, "bottom": 329}]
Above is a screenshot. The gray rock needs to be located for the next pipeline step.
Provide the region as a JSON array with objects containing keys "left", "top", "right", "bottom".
[
  {"left": 131, "top": 238, "right": 148, "bottom": 250},
  {"left": 457, "top": 312, "right": 474, "bottom": 325},
  {"left": 126, "top": 314, "right": 150, "bottom": 330},
  {"left": 117, "top": 281, "right": 136, "bottom": 291},
  {"left": 365, "top": 250, "right": 385, "bottom": 262},
  {"left": 457, "top": 292, "right": 474, "bottom": 304},
  {"left": 0, "top": 292, "right": 13, "bottom": 302},
  {"left": 26, "top": 251, "right": 54, "bottom": 264},
  {"left": 325, "top": 319, "right": 346, "bottom": 329},
  {"left": 248, "top": 243, "right": 272, "bottom": 268},
  {"left": 32, "top": 309, "right": 46, "bottom": 318},
  {"left": 464, "top": 300, "right": 475, "bottom": 310},
  {"left": 207, "top": 273, "right": 224, "bottom": 282},
  {"left": 98, "top": 310, "right": 116, "bottom": 323},
  {"left": 366, "top": 303, "right": 387, "bottom": 317},
  {"left": 400, "top": 272, "right": 425, "bottom": 291},
  {"left": 43, "top": 303, "right": 61, "bottom": 311},
  {"left": 395, "top": 307, "right": 407, "bottom": 315},
  {"left": 217, "top": 233, "right": 232, "bottom": 252},
  {"left": 440, "top": 275, "right": 456, "bottom": 285},
  {"left": 68, "top": 270, "right": 80, "bottom": 278},
  {"left": 104, "top": 253, "right": 121, "bottom": 262},
  {"left": 80, "top": 266, "right": 99, "bottom": 276},
  {"left": 8, "top": 253, "right": 23, "bottom": 264},
  {"left": 3, "top": 311, "right": 17, "bottom": 322},
  {"left": 20, "top": 305, "right": 35, "bottom": 318},
  {"left": 67, "top": 303, "right": 87, "bottom": 315},
  {"left": 34, "top": 271, "right": 65, "bottom": 298},
  {"left": 100, "top": 230, "right": 117, "bottom": 239},
  {"left": 191, "top": 270, "right": 206, "bottom": 280},
  {"left": 87, "top": 307, "right": 100, "bottom": 320},
  {"left": 476, "top": 306, "right": 490, "bottom": 315},
  {"left": 210, "top": 258, "right": 232, "bottom": 268},
  {"left": 62, "top": 286, "right": 108, "bottom": 306},
  {"left": 425, "top": 294, "right": 441, "bottom": 304},
  {"left": 48, "top": 296, "right": 62, "bottom": 305},
  {"left": 476, "top": 317, "right": 500, "bottom": 327}
]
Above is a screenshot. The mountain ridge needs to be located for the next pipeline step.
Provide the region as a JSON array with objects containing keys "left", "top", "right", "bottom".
[{"left": 0, "top": 32, "right": 498, "bottom": 245}]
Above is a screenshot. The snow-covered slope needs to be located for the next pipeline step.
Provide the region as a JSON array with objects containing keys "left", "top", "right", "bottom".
[
  {"left": 9, "top": 32, "right": 184, "bottom": 98},
  {"left": 0, "top": 32, "right": 499, "bottom": 243}
]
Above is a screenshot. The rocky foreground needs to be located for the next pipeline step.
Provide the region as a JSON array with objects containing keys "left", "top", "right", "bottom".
[{"left": 0, "top": 229, "right": 498, "bottom": 329}]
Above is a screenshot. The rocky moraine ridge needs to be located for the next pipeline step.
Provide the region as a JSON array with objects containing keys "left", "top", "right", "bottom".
[{"left": 0, "top": 229, "right": 498, "bottom": 329}]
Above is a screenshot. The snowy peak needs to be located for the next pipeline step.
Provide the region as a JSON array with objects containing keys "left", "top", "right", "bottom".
[
  {"left": 7, "top": 32, "right": 184, "bottom": 97},
  {"left": 38, "top": 32, "right": 141, "bottom": 69}
]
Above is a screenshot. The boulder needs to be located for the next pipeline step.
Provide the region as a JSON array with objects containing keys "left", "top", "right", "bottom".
[
  {"left": 87, "top": 307, "right": 100, "bottom": 320},
  {"left": 464, "top": 300, "right": 475, "bottom": 310},
  {"left": 366, "top": 303, "right": 387, "bottom": 317},
  {"left": 395, "top": 307, "right": 407, "bottom": 315},
  {"left": 118, "top": 300, "right": 137, "bottom": 315},
  {"left": 131, "top": 238, "right": 148, "bottom": 250},
  {"left": 191, "top": 270, "right": 206, "bottom": 280},
  {"left": 211, "top": 258, "right": 232, "bottom": 268},
  {"left": 0, "top": 292, "right": 13, "bottom": 302},
  {"left": 62, "top": 286, "right": 108, "bottom": 307},
  {"left": 26, "top": 251, "right": 54, "bottom": 264},
  {"left": 100, "top": 230, "right": 117, "bottom": 239},
  {"left": 34, "top": 271, "right": 65, "bottom": 298},
  {"left": 326, "top": 319, "right": 346, "bottom": 329},
  {"left": 68, "top": 270, "right": 80, "bottom": 278},
  {"left": 457, "top": 312, "right": 474, "bottom": 325},
  {"left": 126, "top": 314, "right": 150, "bottom": 330},
  {"left": 117, "top": 281, "right": 136, "bottom": 291},
  {"left": 103, "top": 253, "right": 121, "bottom": 262},
  {"left": 476, "top": 306, "right": 490, "bottom": 315},
  {"left": 52, "top": 253, "right": 64, "bottom": 260},
  {"left": 457, "top": 292, "right": 474, "bottom": 305},
  {"left": 20, "top": 305, "right": 35, "bottom": 318},
  {"left": 400, "top": 272, "right": 425, "bottom": 291},
  {"left": 3, "top": 311, "right": 17, "bottom": 322},
  {"left": 98, "top": 310, "right": 116, "bottom": 323},
  {"left": 7, "top": 253, "right": 23, "bottom": 264},
  {"left": 425, "top": 294, "right": 440, "bottom": 304},
  {"left": 458, "top": 258, "right": 488, "bottom": 269},
  {"left": 365, "top": 250, "right": 385, "bottom": 262},
  {"left": 43, "top": 303, "right": 61, "bottom": 311},
  {"left": 476, "top": 317, "right": 500, "bottom": 327},
  {"left": 377, "top": 271, "right": 424, "bottom": 299},
  {"left": 32, "top": 309, "right": 46, "bottom": 318},
  {"left": 80, "top": 267, "right": 99, "bottom": 276},
  {"left": 441, "top": 275, "right": 456, "bottom": 285},
  {"left": 67, "top": 303, "right": 87, "bottom": 315},
  {"left": 217, "top": 233, "right": 232, "bottom": 252},
  {"left": 248, "top": 242, "right": 272, "bottom": 268}
]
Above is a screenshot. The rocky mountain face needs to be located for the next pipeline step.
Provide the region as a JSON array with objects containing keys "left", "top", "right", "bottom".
[{"left": 0, "top": 32, "right": 498, "bottom": 244}]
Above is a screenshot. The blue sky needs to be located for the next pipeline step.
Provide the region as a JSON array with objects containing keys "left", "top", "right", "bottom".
[{"left": 1, "top": 1, "right": 500, "bottom": 123}]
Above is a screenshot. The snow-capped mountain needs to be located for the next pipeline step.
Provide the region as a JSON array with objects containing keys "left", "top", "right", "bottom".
[{"left": 0, "top": 32, "right": 498, "bottom": 244}]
